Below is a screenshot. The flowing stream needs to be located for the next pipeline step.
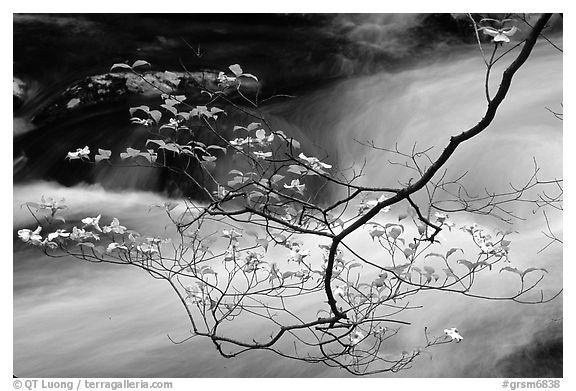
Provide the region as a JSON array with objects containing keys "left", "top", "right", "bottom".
[{"left": 13, "top": 28, "right": 562, "bottom": 377}]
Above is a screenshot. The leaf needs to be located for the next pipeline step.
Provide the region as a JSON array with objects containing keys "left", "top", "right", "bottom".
[
  {"left": 475, "top": 260, "right": 491, "bottom": 269},
  {"left": 199, "top": 266, "right": 217, "bottom": 276},
  {"left": 423, "top": 266, "right": 435, "bottom": 275},
  {"left": 160, "top": 104, "right": 178, "bottom": 116},
  {"left": 210, "top": 107, "right": 225, "bottom": 115},
  {"left": 388, "top": 227, "right": 402, "bottom": 240},
  {"left": 385, "top": 223, "right": 404, "bottom": 231},
  {"left": 273, "top": 234, "right": 288, "bottom": 246},
  {"left": 287, "top": 165, "right": 308, "bottom": 175},
  {"left": 372, "top": 277, "right": 386, "bottom": 288},
  {"left": 227, "top": 177, "right": 243, "bottom": 187},
  {"left": 245, "top": 230, "right": 260, "bottom": 238},
  {"left": 246, "top": 122, "right": 261, "bottom": 132},
  {"left": 149, "top": 110, "right": 162, "bottom": 123},
  {"left": 229, "top": 64, "right": 243, "bottom": 76},
  {"left": 387, "top": 263, "right": 411, "bottom": 275},
  {"left": 368, "top": 225, "right": 386, "bottom": 241},
  {"left": 282, "top": 271, "right": 295, "bottom": 279},
  {"left": 228, "top": 169, "right": 244, "bottom": 176},
  {"left": 207, "top": 145, "right": 227, "bottom": 154},
  {"left": 256, "top": 238, "right": 269, "bottom": 252},
  {"left": 270, "top": 174, "right": 284, "bottom": 184},
  {"left": 120, "top": 148, "right": 142, "bottom": 160},
  {"left": 95, "top": 149, "right": 112, "bottom": 163},
  {"left": 500, "top": 266, "right": 522, "bottom": 276},
  {"left": 425, "top": 252, "right": 446, "bottom": 261},
  {"left": 203, "top": 154, "right": 218, "bottom": 163},
  {"left": 164, "top": 98, "right": 180, "bottom": 107},
  {"left": 161, "top": 143, "right": 181, "bottom": 154},
  {"left": 248, "top": 191, "right": 265, "bottom": 200},
  {"left": 177, "top": 112, "right": 190, "bottom": 121},
  {"left": 425, "top": 274, "right": 438, "bottom": 283},
  {"left": 132, "top": 60, "right": 151, "bottom": 68},
  {"left": 253, "top": 151, "right": 272, "bottom": 160},
  {"left": 446, "top": 248, "right": 463, "bottom": 259},
  {"left": 146, "top": 139, "right": 166, "bottom": 148},
  {"left": 443, "top": 268, "right": 458, "bottom": 279},
  {"left": 457, "top": 259, "right": 474, "bottom": 270},
  {"left": 111, "top": 63, "right": 132, "bottom": 71},
  {"left": 239, "top": 73, "right": 258, "bottom": 81},
  {"left": 500, "top": 266, "right": 547, "bottom": 279},
  {"left": 403, "top": 248, "right": 415, "bottom": 258},
  {"left": 129, "top": 105, "right": 150, "bottom": 116},
  {"left": 348, "top": 262, "right": 363, "bottom": 270},
  {"left": 522, "top": 267, "right": 548, "bottom": 277}
]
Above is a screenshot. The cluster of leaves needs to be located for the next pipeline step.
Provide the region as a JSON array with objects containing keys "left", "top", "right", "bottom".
[
  {"left": 18, "top": 186, "right": 550, "bottom": 374},
  {"left": 18, "top": 14, "right": 562, "bottom": 376},
  {"left": 25, "top": 98, "right": 550, "bottom": 374}
]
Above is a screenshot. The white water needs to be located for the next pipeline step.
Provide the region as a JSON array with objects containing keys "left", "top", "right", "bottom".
[{"left": 13, "top": 41, "right": 562, "bottom": 377}]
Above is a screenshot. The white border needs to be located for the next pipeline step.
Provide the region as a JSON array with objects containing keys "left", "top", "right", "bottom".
[{"left": 5, "top": 2, "right": 571, "bottom": 390}]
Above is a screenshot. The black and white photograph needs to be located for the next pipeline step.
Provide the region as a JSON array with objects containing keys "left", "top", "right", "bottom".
[{"left": 12, "top": 9, "right": 564, "bottom": 382}]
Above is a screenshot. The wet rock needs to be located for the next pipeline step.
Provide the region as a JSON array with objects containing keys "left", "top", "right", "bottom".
[
  {"left": 13, "top": 77, "right": 27, "bottom": 111},
  {"left": 32, "top": 70, "right": 258, "bottom": 125}
]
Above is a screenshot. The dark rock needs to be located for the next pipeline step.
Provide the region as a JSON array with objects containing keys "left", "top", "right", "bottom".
[
  {"left": 494, "top": 319, "right": 562, "bottom": 378},
  {"left": 31, "top": 70, "right": 258, "bottom": 126},
  {"left": 14, "top": 13, "right": 485, "bottom": 99},
  {"left": 13, "top": 77, "right": 26, "bottom": 111}
]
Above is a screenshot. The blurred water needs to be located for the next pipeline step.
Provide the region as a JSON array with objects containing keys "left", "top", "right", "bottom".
[{"left": 13, "top": 40, "right": 562, "bottom": 377}]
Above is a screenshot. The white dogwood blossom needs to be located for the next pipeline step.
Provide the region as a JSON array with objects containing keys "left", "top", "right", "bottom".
[
  {"left": 18, "top": 226, "right": 43, "bottom": 245},
  {"left": 444, "top": 328, "right": 463, "bottom": 342},
  {"left": 81, "top": 214, "right": 102, "bottom": 232},
  {"left": 66, "top": 146, "right": 90, "bottom": 160},
  {"left": 480, "top": 26, "right": 518, "bottom": 43}
]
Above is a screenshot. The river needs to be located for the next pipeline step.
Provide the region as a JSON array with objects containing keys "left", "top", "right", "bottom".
[{"left": 13, "top": 15, "right": 562, "bottom": 377}]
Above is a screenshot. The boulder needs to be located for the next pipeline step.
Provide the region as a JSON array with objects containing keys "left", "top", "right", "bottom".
[
  {"left": 13, "top": 77, "right": 27, "bottom": 111},
  {"left": 32, "top": 70, "right": 258, "bottom": 125}
]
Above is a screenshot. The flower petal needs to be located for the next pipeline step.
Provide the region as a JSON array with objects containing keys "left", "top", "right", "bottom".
[{"left": 503, "top": 26, "right": 518, "bottom": 37}]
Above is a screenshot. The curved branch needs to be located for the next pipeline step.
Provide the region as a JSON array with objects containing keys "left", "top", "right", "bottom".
[{"left": 323, "top": 13, "right": 552, "bottom": 318}]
